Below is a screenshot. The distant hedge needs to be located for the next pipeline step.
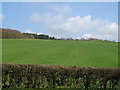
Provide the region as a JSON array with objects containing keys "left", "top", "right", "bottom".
[{"left": 2, "top": 63, "right": 120, "bottom": 89}]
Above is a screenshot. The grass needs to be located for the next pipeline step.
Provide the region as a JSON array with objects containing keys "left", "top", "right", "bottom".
[{"left": 2, "top": 39, "right": 118, "bottom": 67}]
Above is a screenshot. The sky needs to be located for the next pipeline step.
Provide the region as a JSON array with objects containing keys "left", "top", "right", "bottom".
[{"left": 1, "top": 2, "right": 118, "bottom": 41}]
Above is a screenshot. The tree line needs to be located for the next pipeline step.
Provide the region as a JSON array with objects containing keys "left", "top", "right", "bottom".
[
  {"left": 23, "top": 33, "right": 57, "bottom": 40},
  {"left": 0, "top": 28, "right": 116, "bottom": 42},
  {"left": 0, "top": 28, "right": 56, "bottom": 40},
  {"left": 0, "top": 28, "right": 34, "bottom": 39}
]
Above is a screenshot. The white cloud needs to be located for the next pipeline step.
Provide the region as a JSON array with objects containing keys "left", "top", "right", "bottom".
[
  {"left": 81, "top": 24, "right": 118, "bottom": 41},
  {"left": 81, "top": 34, "right": 95, "bottom": 39},
  {"left": 37, "top": 32, "right": 45, "bottom": 35},
  {"left": 0, "top": 14, "right": 5, "bottom": 20},
  {"left": 30, "top": 13, "right": 67, "bottom": 25},
  {"left": 29, "top": 4, "right": 118, "bottom": 41},
  {"left": 49, "top": 4, "right": 72, "bottom": 14},
  {"left": 0, "top": 14, "right": 5, "bottom": 26},
  {"left": 25, "top": 29, "right": 35, "bottom": 33},
  {"left": 95, "top": 23, "right": 118, "bottom": 41}
]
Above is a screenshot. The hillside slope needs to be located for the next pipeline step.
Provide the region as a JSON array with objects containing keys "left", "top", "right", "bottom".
[{"left": 2, "top": 39, "right": 118, "bottom": 67}]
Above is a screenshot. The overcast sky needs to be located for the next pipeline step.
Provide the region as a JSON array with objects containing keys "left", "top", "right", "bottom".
[{"left": 1, "top": 2, "right": 118, "bottom": 41}]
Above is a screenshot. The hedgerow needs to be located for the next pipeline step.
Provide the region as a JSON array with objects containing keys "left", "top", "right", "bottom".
[{"left": 2, "top": 63, "right": 120, "bottom": 89}]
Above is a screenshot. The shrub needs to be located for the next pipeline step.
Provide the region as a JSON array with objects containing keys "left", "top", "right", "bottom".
[{"left": 2, "top": 63, "right": 120, "bottom": 89}]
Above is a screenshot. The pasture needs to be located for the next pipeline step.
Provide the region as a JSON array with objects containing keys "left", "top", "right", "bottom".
[{"left": 2, "top": 39, "right": 118, "bottom": 67}]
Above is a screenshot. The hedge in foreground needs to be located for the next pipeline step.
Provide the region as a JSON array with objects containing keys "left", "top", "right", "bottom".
[{"left": 2, "top": 63, "right": 120, "bottom": 89}]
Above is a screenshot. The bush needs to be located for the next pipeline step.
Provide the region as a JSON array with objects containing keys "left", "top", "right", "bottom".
[{"left": 2, "top": 63, "right": 120, "bottom": 89}]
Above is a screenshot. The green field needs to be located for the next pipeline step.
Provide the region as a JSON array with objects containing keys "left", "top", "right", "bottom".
[{"left": 2, "top": 39, "right": 118, "bottom": 67}]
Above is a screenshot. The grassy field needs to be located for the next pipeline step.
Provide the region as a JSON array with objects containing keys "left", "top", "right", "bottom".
[{"left": 2, "top": 39, "right": 118, "bottom": 67}]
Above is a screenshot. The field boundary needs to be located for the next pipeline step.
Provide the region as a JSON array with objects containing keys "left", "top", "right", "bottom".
[{"left": 1, "top": 63, "right": 120, "bottom": 89}]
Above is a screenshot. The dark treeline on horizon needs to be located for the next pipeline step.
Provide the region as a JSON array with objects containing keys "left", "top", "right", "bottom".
[
  {"left": 23, "top": 33, "right": 57, "bottom": 40},
  {"left": 0, "top": 28, "right": 57, "bottom": 40},
  {"left": 0, "top": 28, "right": 56, "bottom": 40},
  {"left": 0, "top": 28, "right": 34, "bottom": 39},
  {"left": 0, "top": 28, "right": 117, "bottom": 42}
]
